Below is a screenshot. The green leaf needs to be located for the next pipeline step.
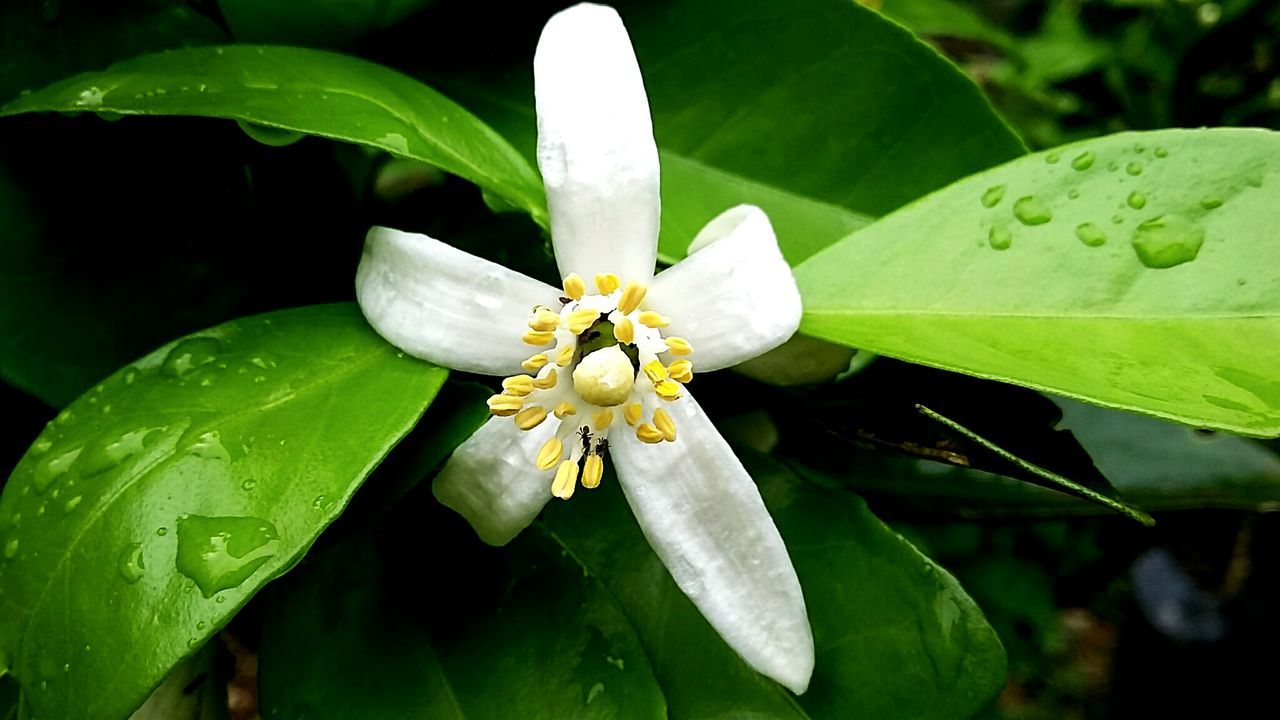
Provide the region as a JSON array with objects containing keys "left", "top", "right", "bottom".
[
  {"left": 877, "top": 0, "right": 1016, "bottom": 50},
  {"left": 0, "top": 304, "right": 446, "bottom": 720},
  {"left": 917, "top": 404, "right": 1154, "bottom": 524},
  {"left": 256, "top": 508, "right": 666, "bottom": 718},
  {"left": 0, "top": 45, "right": 547, "bottom": 224},
  {"left": 542, "top": 452, "right": 1006, "bottom": 719},
  {"left": 217, "top": 0, "right": 436, "bottom": 47},
  {"left": 418, "top": 0, "right": 1025, "bottom": 264},
  {"left": 796, "top": 128, "right": 1280, "bottom": 436}
]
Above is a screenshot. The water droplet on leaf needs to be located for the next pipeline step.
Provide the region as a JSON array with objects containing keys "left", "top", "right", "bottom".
[
  {"left": 1154, "top": 147, "right": 1169, "bottom": 158},
  {"left": 987, "top": 225, "right": 1012, "bottom": 250},
  {"left": 4, "top": 538, "right": 18, "bottom": 560},
  {"left": 162, "top": 337, "right": 222, "bottom": 378},
  {"left": 118, "top": 542, "right": 145, "bottom": 584},
  {"left": 980, "top": 185, "right": 1005, "bottom": 208},
  {"left": 187, "top": 431, "right": 230, "bottom": 462},
  {"left": 1126, "top": 162, "right": 1143, "bottom": 176},
  {"left": 1127, "top": 191, "right": 1147, "bottom": 209},
  {"left": 1012, "top": 196, "right": 1052, "bottom": 226},
  {"left": 1071, "top": 152, "right": 1094, "bottom": 171},
  {"left": 33, "top": 448, "right": 81, "bottom": 493},
  {"left": 1131, "top": 214, "right": 1205, "bottom": 269},
  {"left": 1045, "top": 153, "right": 1060, "bottom": 164},
  {"left": 1075, "top": 223, "right": 1107, "bottom": 247},
  {"left": 174, "top": 515, "right": 278, "bottom": 598},
  {"left": 1200, "top": 197, "right": 1223, "bottom": 209}
]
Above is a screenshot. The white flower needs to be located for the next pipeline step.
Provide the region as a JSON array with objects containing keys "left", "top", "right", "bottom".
[{"left": 356, "top": 2, "right": 813, "bottom": 694}]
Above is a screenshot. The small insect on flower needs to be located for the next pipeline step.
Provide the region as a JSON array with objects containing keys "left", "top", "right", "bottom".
[{"left": 355, "top": 2, "right": 811, "bottom": 694}]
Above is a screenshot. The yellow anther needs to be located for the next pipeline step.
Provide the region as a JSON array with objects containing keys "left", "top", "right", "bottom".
[
  {"left": 652, "top": 408, "right": 677, "bottom": 442},
  {"left": 623, "top": 402, "right": 644, "bottom": 426},
  {"left": 654, "top": 379, "right": 682, "bottom": 401},
  {"left": 502, "top": 375, "right": 534, "bottom": 396},
  {"left": 533, "top": 368, "right": 558, "bottom": 390},
  {"left": 582, "top": 454, "right": 604, "bottom": 489},
  {"left": 553, "top": 401, "right": 577, "bottom": 419},
  {"left": 556, "top": 344, "right": 574, "bottom": 366},
  {"left": 536, "top": 437, "right": 564, "bottom": 471},
  {"left": 618, "top": 281, "right": 647, "bottom": 314},
  {"left": 528, "top": 307, "right": 560, "bottom": 332},
  {"left": 562, "top": 273, "right": 586, "bottom": 301},
  {"left": 566, "top": 308, "right": 600, "bottom": 334},
  {"left": 551, "top": 459, "right": 579, "bottom": 499},
  {"left": 592, "top": 408, "right": 614, "bottom": 430},
  {"left": 664, "top": 337, "right": 693, "bottom": 356},
  {"left": 642, "top": 359, "right": 667, "bottom": 383},
  {"left": 594, "top": 273, "right": 621, "bottom": 295},
  {"left": 523, "top": 330, "right": 555, "bottom": 346},
  {"left": 615, "top": 317, "right": 635, "bottom": 344},
  {"left": 522, "top": 353, "right": 550, "bottom": 372},
  {"left": 514, "top": 406, "right": 548, "bottom": 431},
  {"left": 638, "top": 311, "right": 670, "bottom": 328},
  {"left": 667, "top": 359, "right": 693, "bottom": 383},
  {"left": 486, "top": 393, "right": 523, "bottom": 417},
  {"left": 636, "top": 423, "right": 664, "bottom": 444}
]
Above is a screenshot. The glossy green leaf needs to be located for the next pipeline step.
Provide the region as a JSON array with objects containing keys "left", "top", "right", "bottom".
[
  {"left": 217, "top": 0, "right": 436, "bottom": 47},
  {"left": 0, "top": 45, "right": 547, "bottom": 223},
  {"left": 796, "top": 128, "right": 1280, "bottom": 436},
  {"left": 542, "top": 452, "right": 1006, "bottom": 719},
  {"left": 0, "top": 304, "right": 447, "bottom": 720},
  {"left": 419, "top": 0, "right": 1024, "bottom": 264},
  {"left": 257, "top": 510, "right": 666, "bottom": 718}
]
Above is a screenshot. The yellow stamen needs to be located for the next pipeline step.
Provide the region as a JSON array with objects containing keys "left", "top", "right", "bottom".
[
  {"left": 638, "top": 311, "right": 670, "bottom": 328},
  {"left": 652, "top": 408, "right": 677, "bottom": 442},
  {"left": 551, "top": 459, "right": 579, "bottom": 499},
  {"left": 566, "top": 308, "right": 600, "bottom": 334},
  {"left": 514, "top": 406, "right": 548, "bottom": 431},
  {"left": 533, "top": 368, "right": 558, "bottom": 390},
  {"left": 553, "top": 401, "right": 577, "bottom": 419},
  {"left": 582, "top": 454, "right": 604, "bottom": 489},
  {"left": 642, "top": 359, "right": 667, "bottom": 383},
  {"left": 664, "top": 337, "right": 693, "bottom": 356},
  {"left": 592, "top": 408, "right": 614, "bottom": 430},
  {"left": 536, "top": 438, "right": 564, "bottom": 471},
  {"left": 562, "top": 273, "right": 586, "bottom": 301},
  {"left": 615, "top": 317, "right": 635, "bottom": 344},
  {"left": 486, "top": 393, "right": 523, "bottom": 417},
  {"left": 594, "top": 273, "right": 621, "bottom": 295},
  {"left": 502, "top": 375, "right": 534, "bottom": 396},
  {"left": 636, "top": 423, "right": 664, "bottom": 444},
  {"left": 618, "top": 281, "right": 647, "bottom": 314},
  {"left": 556, "top": 345, "right": 574, "bottom": 366},
  {"left": 528, "top": 307, "right": 560, "bottom": 332},
  {"left": 654, "top": 379, "right": 682, "bottom": 401},
  {"left": 522, "top": 353, "right": 550, "bottom": 372},
  {"left": 667, "top": 359, "right": 693, "bottom": 383},
  {"left": 523, "top": 330, "right": 555, "bottom": 346},
  {"left": 623, "top": 402, "right": 644, "bottom": 426}
]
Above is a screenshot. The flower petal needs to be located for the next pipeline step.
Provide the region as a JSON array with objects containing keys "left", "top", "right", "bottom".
[
  {"left": 433, "top": 416, "right": 555, "bottom": 546},
  {"left": 610, "top": 391, "right": 814, "bottom": 694},
  {"left": 356, "top": 226, "right": 560, "bottom": 376},
  {"left": 534, "top": 3, "right": 660, "bottom": 284},
  {"left": 648, "top": 206, "right": 802, "bottom": 371}
]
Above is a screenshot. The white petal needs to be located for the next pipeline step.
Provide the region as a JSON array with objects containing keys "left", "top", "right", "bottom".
[
  {"left": 433, "top": 416, "right": 555, "bottom": 546},
  {"left": 535, "top": 3, "right": 660, "bottom": 284},
  {"left": 610, "top": 391, "right": 814, "bottom": 694},
  {"left": 649, "top": 205, "right": 802, "bottom": 371},
  {"left": 356, "top": 226, "right": 560, "bottom": 375}
]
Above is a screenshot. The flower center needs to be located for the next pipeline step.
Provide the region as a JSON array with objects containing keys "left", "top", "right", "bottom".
[{"left": 484, "top": 272, "right": 696, "bottom": 500}]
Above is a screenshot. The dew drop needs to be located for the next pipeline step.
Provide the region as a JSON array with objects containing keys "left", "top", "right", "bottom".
[
  {"left": 1045, "top": 153, "right": 1060, "bottom": 164},
  {"left": 1127, "top": 191, "right": 1147, "bottom": 209},
  {"left": 311, "top": 494, "right": 334, "bottom": 511},
  {"left": 75, "top": 427, "right": 161, "bottom": 477},
  {"left": 1075, "top": 223, "right": 1107, "bottom": 247},
  {"left": 1111, "top": 214, "right": 1124, "bottom": 225},
  {"left": 33, "top": 448, "right": 81, "bottom": 493},
  {"left": 1067, "top": 188, "right": 1080, "bottom": 199},
  {"left": 174, "top": 515, "right": 279, "bottom": 598},
  {"left": 30, "top": 438, "right": 53, "bottom": 457},
  {"left": 162, "top": 337, "right": 223, "bottom": 378},
  {"left": 62, "top": 496, "right": 82, "bottom": 514},
  {"left": 4, "top": 538, "right": 18, "bottom": 560},
  {"left": 987, "top": 224, "right": 1013, "bottom": 250},
  {"left": 1200, "top": 196, "right": 1223, "bottom": 210},
  {"left": 1133, "top": 143, "right": 1146, "bottom": 153},
  {"left": 236, "top": 120, "right": 305, "bottom": 147},
  {"left": 1012, "top": 196, "right": 1052, "bottom": 226},
  {"left": 187, "top": 431, "right": 230, "bottom": 462},
  {"left": 980, "top": 184, "right": 1005, "bottom": 208},
  {"left": 1131, "top": 214, "right": 1205, "bottom": 269},
  {"left": 1071, "top": 151, "right": 1094, "bottom": 171},
  {"left": 1108, "top": 161, "right": 1119, "bottom": 172},
  {"left": 1154, "top": 147, "right": 1169, "bottom": 158},
  {"left": 1126, "top": 162, "right": 1143, "bottom": 176},
  {"left": 118, "top": 542, "right": 145, "bottom": 584},
  {"left": 241, "top": 478, "right": 257, "bottom": 491},
  {"left": 156, "top": 526, "right": 168, "bottom": 537}
]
